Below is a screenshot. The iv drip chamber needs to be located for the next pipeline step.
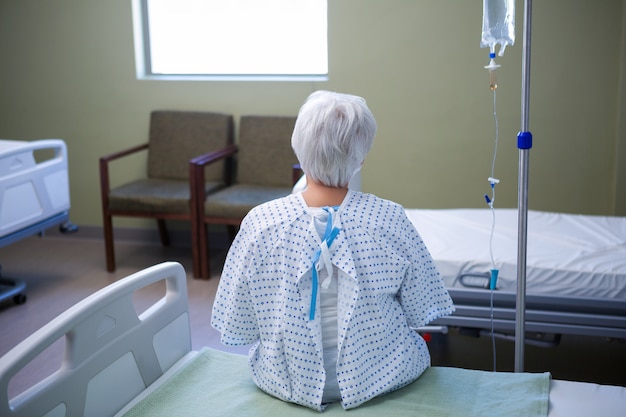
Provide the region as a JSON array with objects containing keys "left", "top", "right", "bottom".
[{"left": 485, "top": 54, "right": 501, "bottom": 90}]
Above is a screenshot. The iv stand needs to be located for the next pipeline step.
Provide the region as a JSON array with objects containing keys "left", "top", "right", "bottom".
[{"left": 515, "top": 0, "right": 533, "bottom": 372}]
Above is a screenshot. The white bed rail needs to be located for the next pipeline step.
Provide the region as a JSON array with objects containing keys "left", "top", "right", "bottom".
[
  {"left": 0, "top": 262, "right": 190, "bottom": 417},
  {"left": 0, "top": 139, "right": 70, "bottom": 240}
]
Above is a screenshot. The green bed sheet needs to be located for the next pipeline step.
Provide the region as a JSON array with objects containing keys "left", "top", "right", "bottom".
[{"left": 123, "top": 347, "right": 550, "bottom": 417}]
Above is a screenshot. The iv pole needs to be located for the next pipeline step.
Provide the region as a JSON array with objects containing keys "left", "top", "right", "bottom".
[{"left": 515, "top": 0, "right": 533, "bottom": 372}]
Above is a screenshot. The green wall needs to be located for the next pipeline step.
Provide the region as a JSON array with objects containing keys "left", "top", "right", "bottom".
[{"left": 0, "top": 0, "right": 624, "bottom": 232}]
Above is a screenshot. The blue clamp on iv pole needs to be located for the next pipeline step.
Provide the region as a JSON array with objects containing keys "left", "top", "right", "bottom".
[{"left": 517, "top": 131, "right": 532, "bottom": 149}]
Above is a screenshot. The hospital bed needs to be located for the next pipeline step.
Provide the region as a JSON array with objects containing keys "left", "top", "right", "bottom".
[
  {"left": 406, "top": 208, "right": 626, "bottom": 343},
  {"left": 0, "top": 139, "right": 74, "bottom": 305},
  {"left": 0, "top": 262, "right": 624, "bottom": 416}
]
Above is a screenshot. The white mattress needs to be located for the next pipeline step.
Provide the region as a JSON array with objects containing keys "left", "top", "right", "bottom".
[
  {"left": 548, "top": 379, "right": 626, "bottom": 417},
  {"left": 406, "top": 209, "right": 626, "bottom": 299}
]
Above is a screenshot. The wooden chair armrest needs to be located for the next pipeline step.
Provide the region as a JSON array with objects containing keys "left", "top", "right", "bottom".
[
  {"left": 189, "top": 144, "right": 239, "bottom": 220},
  {"left": 100, "top": 142, "right": 149, "bottom": 164},
  {"left": 99, "top": 142, "right": 149, "bottom": 202},
  {"left": 189, "top": 144, "right": 238, "bottom": 167}
]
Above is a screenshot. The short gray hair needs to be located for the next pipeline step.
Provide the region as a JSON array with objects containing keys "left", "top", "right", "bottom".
[{"left": 291, "top": 91, "right": 377, "bottom": 188}]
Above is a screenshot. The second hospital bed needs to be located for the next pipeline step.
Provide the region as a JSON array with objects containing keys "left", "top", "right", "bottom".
[
  {"left": 0, "top": 262, "right": 624, "bottom": 417},
  {"left": 0, "top": 139, "right": 74, "bottom": 305},
  {"left": 405, "top": 208, "right": 626, "bottom": 342}
]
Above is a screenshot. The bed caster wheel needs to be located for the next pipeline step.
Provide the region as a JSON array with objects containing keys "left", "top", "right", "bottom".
[
  {"left": 59, "top": 221, "right": 79, "bottom": 234},
  {"left": 13, "top": 293, "right": 27, "bottom": 305}
]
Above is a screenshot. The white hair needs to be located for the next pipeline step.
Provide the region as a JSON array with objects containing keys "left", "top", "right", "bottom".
[{"left": 291, "top": 90, "right": 377, "bottom": 188}]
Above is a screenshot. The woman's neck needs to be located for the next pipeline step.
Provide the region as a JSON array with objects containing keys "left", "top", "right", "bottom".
[{"left": 302, "top": 179, "right": 348, "bottom": 207}]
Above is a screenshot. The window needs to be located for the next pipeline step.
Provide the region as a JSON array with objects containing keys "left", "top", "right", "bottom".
[{"left": 133, "top": 0, "right": 328, "bottom": 81}]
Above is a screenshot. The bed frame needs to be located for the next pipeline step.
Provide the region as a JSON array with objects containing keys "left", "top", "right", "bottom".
[
  {"left": 0, "top": 139, "right": 73, "bottom": 305},
  {"left": 406, "top": 208, "right": 626, "bottom": 344},
  {"left": 0, "top": 262, "right": 190, "bottom": 417},
  {"left": 433, "top": 288, "right": 626, "bottom": 344}
]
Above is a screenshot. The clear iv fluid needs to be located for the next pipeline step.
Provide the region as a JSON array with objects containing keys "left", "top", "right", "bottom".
[
  {"left": 481, "top": 0, "right": 515, "bottom": 56},
  {"left": 489, "top": 69, "right": 497, "bottom": 90},
  {"left": 481, "top": 0, "right": 513, "bottom": 90}
]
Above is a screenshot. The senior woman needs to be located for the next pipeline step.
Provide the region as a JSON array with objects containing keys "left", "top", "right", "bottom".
[{"left": 211, "top": 90, "right": 454, "bottom": 411}]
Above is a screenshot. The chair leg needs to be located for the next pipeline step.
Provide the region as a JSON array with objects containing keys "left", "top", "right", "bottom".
[
  {"left": 191, "top": 225, "right": 198, "bottom": 279},
  {"left": 103, "top": 213, "right": 116, "bottom": 272},
  {"left": 227, "top": 225, "right": 238, "bottom": 242},
  {"left": 191, "top": 214, "right": 202, "bottom": 279},
  {"left": 199, "top": 222, "right": 210, "bottom": 279},
  {"left": 157, "top": 219, "right": 170, "bottom": 246}
]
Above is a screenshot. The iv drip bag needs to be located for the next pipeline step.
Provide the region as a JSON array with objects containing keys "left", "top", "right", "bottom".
[{"left": 481, "top": 0, "right": 515, "bottom": 56}]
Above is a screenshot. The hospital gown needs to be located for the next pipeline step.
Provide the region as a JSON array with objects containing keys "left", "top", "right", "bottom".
[{"left": 211, "top": 190, "right": 454, "bottom": 411}]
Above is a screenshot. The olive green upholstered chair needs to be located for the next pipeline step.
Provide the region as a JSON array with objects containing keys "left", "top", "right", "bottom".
[
  {"left": 99, "top": 110, "right": 234, "bottom": 277},
  {"left": 190, "top": 115, "right": 299, "bottom": 279}
]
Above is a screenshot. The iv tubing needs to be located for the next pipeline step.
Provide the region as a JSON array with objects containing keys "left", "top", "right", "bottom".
[
  {"left": 488, "top": 89, "right": 498, "bottom": 270},
  {"left": 488, "top": 89, "right": 499, "bottom": 372}
]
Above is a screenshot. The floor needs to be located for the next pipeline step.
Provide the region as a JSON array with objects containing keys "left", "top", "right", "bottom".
[{"left": 1, "top": 229, "right": 625, "bottom": 400}]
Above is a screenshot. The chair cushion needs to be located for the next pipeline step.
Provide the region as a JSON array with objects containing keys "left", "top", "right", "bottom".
[
  {"left": 110, "top": 179, "right": 225, "bottom": 214},
  {"left": 236, "top": 116, "right": 298, "bottom": 187},
  {"left": 147, "top": 111, "right": 234, "bottom": 181},
  {"left": 203, "top": 184, "right": 292, "bottom": 218}
]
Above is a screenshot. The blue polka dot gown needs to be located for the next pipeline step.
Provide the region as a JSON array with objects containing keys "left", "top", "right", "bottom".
[{"left": 211, "top": 190, "right": 455, "bottom": 411}]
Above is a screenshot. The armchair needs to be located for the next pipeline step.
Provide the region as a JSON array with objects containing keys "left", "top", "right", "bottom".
[
  {"left": 190, "top": 115, "right": 299, "bottom": 279},
  {"left": 99, "top": 110, "right": 234, "bottom": 277}
]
